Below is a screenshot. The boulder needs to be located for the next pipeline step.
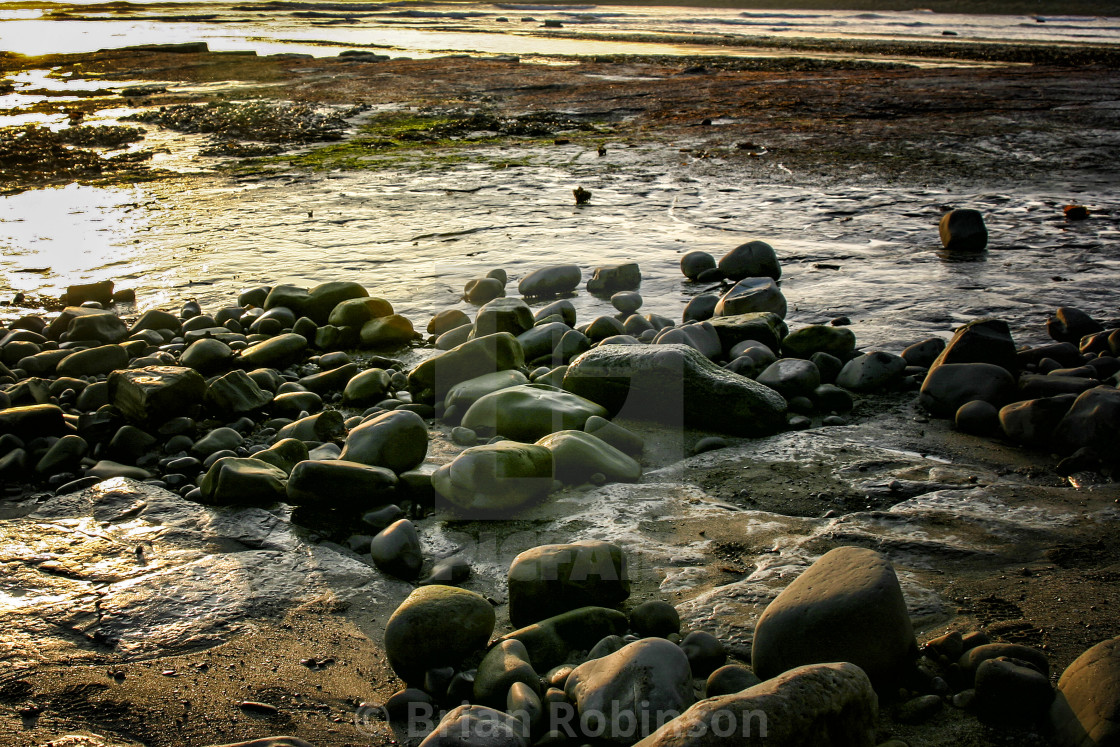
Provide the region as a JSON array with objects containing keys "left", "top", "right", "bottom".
[
  {"left": 611, "top": 291, "right": 643, "bottom": 316},
  {"left": 718, "top": 240, "right": 781, "bottom": 281},
  {"left": 713, "top": 278, "right": 787, "bottom": 319},
  {"left": 562, "top": 344, "right": 786, "bottom": 436},
  {"left": 653, "top": 322, "right": 721, "bottom": 360},
  {"left": 328, "top": 296, "right": 393, "bottom": 328},
  {"left": 632, "top": 662, "right": 877, "bottom": 747},
  {"left": 68, "top": 310, "right": 128, "bottom": 344},
  {"left": 682, "top": 294, "right": 719, "bottom": 323},
  {"left": 1048, "top": 307, "right": 1103, "bottom": 345},
  {"left": 516, "top": 321, "right": 567, "bottom": 360},
  {"left": 680, "top": 631, "right": 726, "bottom": 678},
  {"left": 1050, "top": 635, "right": 1120, "bottom": 747},
  {"left": 197, "top": 457, "right": 288, "bottom": 505},
  {"left": 587, "top": 263, "right": 641, "bottom": 295},
  {"left": 501, "top": 607, "right": 629, "bottom": 672},
  {"left": 35, "top": 434, "right": 89, "bottom": 475},
  {"left": 275, "top": 410, "right": 346, "bottom": 442},
  {"left": 192, "top": 427, "right": 244, "bottom": 458},
  {"left": 519, "top": 265, "right": 582, "bottom": 297},
  {"left": 239, "top": 333, "right": 307, "bottom": 370},
  {"left": 680, "top": 251, "right": 716, "bottom": 280},
  {"left": 836, "top": 351, "right": 907, "bottom": 393},
  {"left": 340, "top": 409, "right": 428, "bottom": 473},
  {"left": 918, "top": 362, "right": 1017, "bottom": 418},
  {"left": 263, "top": 284, "right": 309, "bottom": 313},
  {"left": 999, "top": 395, "right": 1076, "bottom": 446},
  {"left": 407, "top": 332, "right": 525, "bottom": 404},
  {"left": 939, "top": 208, "right": 988, "bottom": 251},
  {"left": 473, "top": 298, "right": 535, "bottom": 339},
  {"left": 930, "top": 318, "right": 1017, "bottom": 374},
  {"left": 565, "top": 638, "right": 694, "bottom": 744},
  {"left": 56, "top": 344, "right": 129, "bottom": 378},
  {"left": 705, "top": 665, "right": 762, "bottom": 697},
  {"left": 335, "top": 368, "right": 390, "bottom": 408},
  {"left": 384, "top": 585, "right": 496, "bottom": 686},
  {"left": 782, "top": 325, "right": 855, "bottom": 360},
  {"left": 706, "top": 312, "right": 787, "bottom": 355},
  {"left": 901, "top": 337, "right": 946, "bottom": 368},
  {"left": 206, "top": 369, "right": 273, "bottom": 413},
  {"left": 583, "top": 416, "right": 644, "bottom": 457},
  {"left": 974, "top": 657, "right": 1053, "bottom": 724},
  {"left": 87, "top": 460, "right": 151, "bottom": 480},
  {"left": 535, "top": 299, "right": 578, "bottom": 327},
  {"left": 427, "top": 308, "right": 471, "bottom": 336},
  {"left": 181, "top": 338, "right": 234, "bottom": 373},
  {"left": 751, "top": 546, "right": 916, "bottom": 689},
  {"left": 301, "top": 281, "right": 368, "bottom": 324},
  {"left": 370, "top": 519, "right": 423, "bottom": 580},
  {"left": 419, "top": 705, "right": 527, "bottom": 747},
  {"left": 461, "top": 384, "right": 608, "bottom": 442},
  {"left": 64, "top": 279, "right": 114, "bottom": 306},
  {"left": 0, "top": 404, "right": 67, "bottom": 439},
  {"left": 756, "top": 359, "right": 821, "bottom": 399},
  {"left": 443, "top": 370, "right": 530, "bottom": 420},
  {"left": 536, "top": 430, "right": 641, "bottom": 486},
  {"left": 464, "top": 276, "right": 505, "bottom": 304},
  {"left": 1051, "top": 387, "right": 1120, "bottom": 462},
  {"left": 474, "top": 638, "right": 541, "bottom": 708},
  {"left": 432, "top": 441, "right": 553, "bottom": 514},
  {"left": 252, "top": 438, "right": 309, "bottom": 474},
  {"left": 109, "top": 366, "right": 206, "bottom": 425},
  {"left": 286, "top": 459, "right": 397, "bottom": 507},
  {"left": 508, "top": 541, "right": 629, "bottom": 628},
  {"left": 298, "top": 362, "right": 358, "bottom": 394},
  {"left": 360, "top": 314, "right": 416, "bottom": 348},
  {"left": 271, "top": 390, "right": 323, "bottom": 419}
]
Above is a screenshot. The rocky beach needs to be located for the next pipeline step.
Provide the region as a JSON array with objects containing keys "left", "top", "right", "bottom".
[{"left": 4, "top": 5, "right": 1120, "bottom": 747}]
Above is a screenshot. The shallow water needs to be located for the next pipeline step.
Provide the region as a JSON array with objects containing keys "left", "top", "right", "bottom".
[
  {"left": 1, "top": 1, "right": 1118, "bottom": 58},
  {"left": 3, "top": 145, "right": 1118, "bottom": 351}
]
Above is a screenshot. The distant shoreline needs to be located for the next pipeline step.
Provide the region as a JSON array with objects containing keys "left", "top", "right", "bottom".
[{"left": 494, "top": 0, "right": 1120, "bottom": 16}]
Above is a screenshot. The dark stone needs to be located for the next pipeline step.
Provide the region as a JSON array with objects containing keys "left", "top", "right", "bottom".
[{"left": 508, "top": 541, "right": 629, "bottom": 628}]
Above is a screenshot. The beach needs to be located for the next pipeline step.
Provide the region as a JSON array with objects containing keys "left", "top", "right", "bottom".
[{"left": 3, "top": 5, "right": 1120, "bottom": 747}]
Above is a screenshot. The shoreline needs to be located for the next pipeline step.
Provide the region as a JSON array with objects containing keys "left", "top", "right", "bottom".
[{"left": 3, "top": 32, "right": 1120, "bottom": 747}]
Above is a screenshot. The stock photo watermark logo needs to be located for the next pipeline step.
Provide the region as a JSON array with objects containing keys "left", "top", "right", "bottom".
[{"left": 354, "top": 699, "right": 769, "bottom": 742}]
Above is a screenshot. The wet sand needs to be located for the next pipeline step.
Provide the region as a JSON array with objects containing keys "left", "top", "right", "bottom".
[{"left": 2, "top": 39, "right": 1120, "bottom": 747}]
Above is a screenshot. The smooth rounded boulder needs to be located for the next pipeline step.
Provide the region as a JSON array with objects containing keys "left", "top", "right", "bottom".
[
  {"left": 565, "top": 638, "right": 694, "bottom": 744},
  {"left": 433, "top": 441, "right": 553, "bottom": 514},
  {"left": 407, "top": 332, "right": 525, "bottom": 404},
  {"left": 713, "top": 278, "right": 787, "bottom": 319},
  {"left": 55, "top": 344, "right": 129, "bottom": 378},
  {"left": 327, "top": 296, "right": 393, "bottom": 327},
  {"left": 836, "top": 351, "right": 907, "bottom": 392},
  {"left": 680, "top": 251, "right": 716, "bottom": 280},
  {"left": 718, "top": 240, "right": 781, "bottom": 281},
  {"left": 501, "top": 607, "right": 629, "bottom": 673},
  {"left": 360, "top": 314, "right": 416, "bottom": 348},
  {"left": 384, "top": 585, "right": 496, "bottom": 686},
  {"left": 419, "top": 705, "right": 527, "bottom": 747},
  {"left": 370, "top": 519, "right": 423, "bottom": 580},
  {"left": 197, "top": 457, "right": 288, "bottom": 505},
  {"left": 1050, "top": 635, "right": 1120, "bottom": 747},
  {"left": 285, "top": 459, "right": 397, "bottom": 507},
  {"left": 519, "top": 265, "right": 581, "bottom": 297},
  {"left": 508, "top": 541, "right": 630, "bottom": 628},
  {"left": 939, "top": 208, "right": 988, "bottom": 251},
  {"left": 340, "top": 409, "right": 428, "bottom": 474},
  {"left": 919, "top": 362, "right": 1017, "bottom": 418},
  {"left": 562, "top": 344, "right": 787, "bottom": 436},
  {"left": 632, "top": 662, "right": 877, "bottom": 747},
  {"left": 1051, "top": 387, "right": 1120, "bottom": 463},
  {"left": 342, "top": 367, "right": 393, "bottom": 406},
  {"left": 474, "top": 638, "right": 541, "bottom": 707},
  {"left": 461, "top": 384, "right": 608, "bottom": 442},
  {"left": 751, "top": 546, "right": 916, "bottom": 689},
  {"left": 535, "top": 430, "right": 641, "bottom": 486},
  {"left": 239, "top": 333, "right": 307, "bottom": 370}
]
